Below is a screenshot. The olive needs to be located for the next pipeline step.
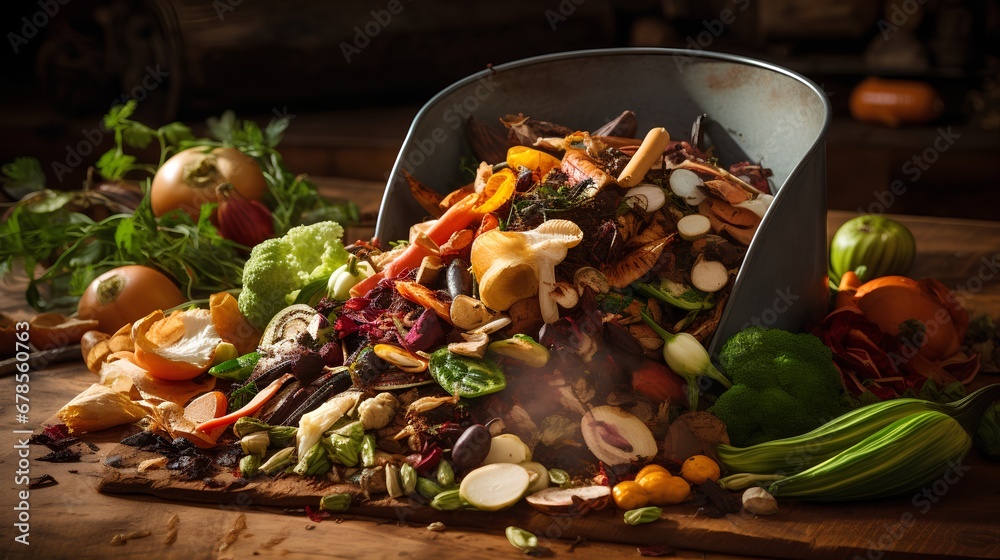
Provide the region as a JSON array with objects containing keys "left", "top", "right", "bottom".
[
  {"left": 446, "top": 258, "right": 473, "bottom": 300},
  {"left": 450, "top": 423, "right": 491, "bottom": 473}
]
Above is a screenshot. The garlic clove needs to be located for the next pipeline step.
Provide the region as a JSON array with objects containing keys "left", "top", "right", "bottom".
[{"left": 742, "top": 487, "right": 779, "bottom": 515}]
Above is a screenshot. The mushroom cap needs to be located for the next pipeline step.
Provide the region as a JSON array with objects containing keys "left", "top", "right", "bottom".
[
  {"left": 471, "top": 220, "right": 584, "bottom": 312},
  {"left": 478, "top": 261, "right": 538, "bottom": 311}
]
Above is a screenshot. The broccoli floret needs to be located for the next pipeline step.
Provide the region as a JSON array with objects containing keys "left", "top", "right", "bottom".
[
  {"left": 710, "top": 326, "right": 847, "bottom": 447},
  {"left": 238, "top": 221, "right": 349, "bottom": 329}
]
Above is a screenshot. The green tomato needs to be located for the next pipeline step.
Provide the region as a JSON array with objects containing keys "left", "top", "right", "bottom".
[{"left": 830, "top": 215, "right": 915, "bottom": 284}]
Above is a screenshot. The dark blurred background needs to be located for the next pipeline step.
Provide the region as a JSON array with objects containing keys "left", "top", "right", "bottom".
[{"left": 1, "top": 0, "right": 998, "bottom": 219}]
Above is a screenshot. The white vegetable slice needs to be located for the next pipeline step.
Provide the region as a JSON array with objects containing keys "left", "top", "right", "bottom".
[
  {"left": 482, "top": 434, "right": 532, "bottom": 465},
  {"left": 734, "top": 193, "right": 774, "bottom": 219},
  {"left": 581, "top": 406, "right": 658, "bottom": 465},
  {"left": 525, "top": 486, "right": 612, "bottom": 516},
  {"left": 691, "top": 256, "right": 729, "bottom": 293},
  {"left": 677, "top": 214, "right": 711, "bottom": 242},
  {"left": 669, "top": 169, "right": 706, "bottom": 205},
  {"left": 296, "top": 392, "right": 361, "bottom": 459},
  {"left": 459, "top": 463, "right": 530, "bottom": 511},
  {"left": 518, "top": 461, "right": 551, "bottom": 494},
  {"left": 624, "top": 184, "right": 666, "bottom": 213}
]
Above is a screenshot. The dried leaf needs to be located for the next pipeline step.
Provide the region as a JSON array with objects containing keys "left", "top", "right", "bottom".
[
  {"left": 466, "top": 117, "right": 508, "bottom": 164},
  {"left": 602, "top": 235, "right": 671, "bottom": 289},
  {"left": 592, "top": 110, "right": 638, "bottom": 138},
  {"left": 405, "top": 170, "right": 445, "bottom": 219}
]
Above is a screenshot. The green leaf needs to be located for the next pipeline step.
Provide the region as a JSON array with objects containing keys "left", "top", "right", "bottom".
[
  {"left": 24, "top": 190, "right": 74, "bottom": 214},
  {"left": 103, "top": 101, "right": 138, "bottom": 130},
  {"left": 122, "top": 122, "right": 156, "bottom": 149},
  {"left": 114, "top": 217, "right": 137, "bottom": 255},
  {"left": 69, "top": 265, "right": 96, "bottom": 296},
  {"left": 264, "top": 117, "right": 290, "bottom": 147},
  {"left": 207, "top": 110, "right": 238, "bottom": 142},
  {"left": 158, "top": 122, "right": 195, "bottom": 147},
  {"left": 2, "top": 157, "right": 45, "bottom": 197},
  {"left": 96, "top": 150, "right": 136, "bottom": 180}
]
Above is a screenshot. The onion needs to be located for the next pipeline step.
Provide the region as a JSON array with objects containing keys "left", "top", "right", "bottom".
[
  {"left": 624, "top": 184, "right": 666, "bottom": 213},
  {"left": 459, "top": 463, "right": 530, "bottom": 511},
  {"left": 668, "top": 169, "right": 707, "bottom": 205}
]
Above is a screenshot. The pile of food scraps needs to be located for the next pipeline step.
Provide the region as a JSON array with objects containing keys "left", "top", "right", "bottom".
[{"left": 11, "top": 109, "right": 1000, "bottom": 550}]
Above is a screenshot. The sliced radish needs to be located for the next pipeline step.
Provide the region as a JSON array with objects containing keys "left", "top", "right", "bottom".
[
  {"left": 518, "top": 461, "right": 550, "bottom": 494},
  {"left": 691, "top": 255, "right": 729, "bottom": 293},
  {"left": 482, "top": 434, "right": 532, "bottom": 465},
  {"left": 734, "top": 193, "right": 774, "bottom": 218},
  {"left": 624, "top": 184, "right": 666, "bottom": 213},
  {"left": 459, "top": 463, "right": 530, "bottom": 511},
  {"left": 677, "top": 214, "right": 711, "bottom": 242},
  {"left": 669, "top": 169, "right": 706, "bottom": 205}
]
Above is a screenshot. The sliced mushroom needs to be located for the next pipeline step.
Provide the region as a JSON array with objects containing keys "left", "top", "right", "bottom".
[
  {"left": 415, "top": 255, "right": 444, "bottom": 286},
  {"left": 448, "top": 332, "right": 490, "bottom": 358},
  {"left": 469, "top": 316, "right": 512, "bottom": 335},
  {"left": 450, "top": 295, "right": 500, "bottom": 331},
  {"left": 573, "top": 267, "right": 609, "bottom": 296}
]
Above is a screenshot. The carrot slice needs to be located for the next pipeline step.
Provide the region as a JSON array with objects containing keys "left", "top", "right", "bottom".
[
  {"left": 396, "top": 281, "right": 453, "bottom": 324},
  {"left": 195, "top": 373, "right": 293, "bottom": 433},
  {"left": 835, "top": 270, "right": 863, "bottom": 311},
  {"left": 351, "top": 193, "right": 481, "bottom": 297}
]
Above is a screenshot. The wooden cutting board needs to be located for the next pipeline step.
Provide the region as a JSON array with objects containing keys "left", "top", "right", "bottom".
[{"left": 96, "top": 435, "right": 1000, "bottom": 560}]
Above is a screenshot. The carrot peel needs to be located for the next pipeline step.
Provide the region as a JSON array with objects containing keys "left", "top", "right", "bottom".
[
  {"left": 351, "top": 193, "right": 482, "bottom": 297},
  {"left": 196, "top": 373, "right": 293, "bottom": 432}
]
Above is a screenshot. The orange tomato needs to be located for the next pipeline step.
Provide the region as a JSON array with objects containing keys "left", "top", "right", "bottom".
[
  {"left": 638, "top": 472, "right": 690, "bottom": 506},
  {"left": 612, "top": 481, "right": 649, "bottom": 510},
  {"left": 635, "top": 464, "right": 669, "bottom": 484},
  {"left": 77, "top": 265, "right": 186, "bottom": 334},
  {"left": 680, "top": 455, "right": 721, "bottom": 485}
]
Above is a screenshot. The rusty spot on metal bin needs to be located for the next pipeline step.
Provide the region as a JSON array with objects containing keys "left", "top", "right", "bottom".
[{"left": 705, "top": 64, "right": 758, "bottom": 90}]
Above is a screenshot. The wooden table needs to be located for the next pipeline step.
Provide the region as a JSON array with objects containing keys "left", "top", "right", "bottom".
[{"left": 2, "top": 179, "right": 999, "bottom": 559}]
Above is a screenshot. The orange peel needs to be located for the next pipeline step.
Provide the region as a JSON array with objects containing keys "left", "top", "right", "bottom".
[{"left": 209, "top": 292, "right": 261, "bottom": 355}]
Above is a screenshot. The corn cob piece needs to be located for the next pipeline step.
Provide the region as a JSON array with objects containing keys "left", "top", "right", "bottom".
[
  {"left": 717, "top": 383, "right": 1000, "bottom": 475},
  {"left": 763, "top": 411, "right": 971, "bottom": 501}
]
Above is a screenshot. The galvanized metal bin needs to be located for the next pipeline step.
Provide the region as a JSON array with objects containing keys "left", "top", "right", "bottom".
[{"left": 375, "top": 48, "right": 832, "bottom": 354}]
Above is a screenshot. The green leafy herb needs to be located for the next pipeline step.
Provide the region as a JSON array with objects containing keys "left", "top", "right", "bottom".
[
  {"left": 97, "top": 100, "right": 195, "bottom": 179},
  {"left": 1, "top": 156, "right": 45, "bottom": 199},
  {"left": 1, "top": 104, "right": 359, "bottom": 311},
  {"left": 229, "top": 381, "right": 260, "bottom": 410}
]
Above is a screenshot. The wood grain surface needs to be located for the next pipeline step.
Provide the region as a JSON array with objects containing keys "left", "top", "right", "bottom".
[{"left": 2, "top": 179, "right": 999, "bottom": 560}]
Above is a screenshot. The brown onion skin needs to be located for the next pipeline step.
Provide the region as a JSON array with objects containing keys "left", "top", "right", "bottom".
[
  {"left": 77, "top": 265, "right": 186, "bottom": 334},
  {"left": 151, "top": 147, "right": 267, "bottom": 219}
]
